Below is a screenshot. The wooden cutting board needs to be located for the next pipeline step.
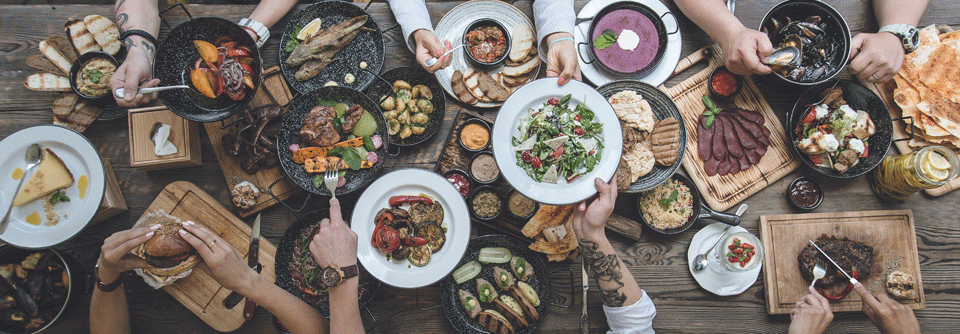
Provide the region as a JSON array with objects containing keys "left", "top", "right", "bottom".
[
  {"left": 759, "top": 210, "right": 924, "bottom": 314},
  {"left": 660, "top": 44, "right": 799, "bottom": 211},
  {"left": 204, "top": 66, "right": 301, "bottom": 217},
  {"left": 141, "top": 181, "right": 277, "bottom": 332}
]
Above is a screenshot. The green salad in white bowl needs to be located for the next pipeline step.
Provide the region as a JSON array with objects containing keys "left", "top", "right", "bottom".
[{"left": 512, "top": 94, "right": 605, "bottom": 183}]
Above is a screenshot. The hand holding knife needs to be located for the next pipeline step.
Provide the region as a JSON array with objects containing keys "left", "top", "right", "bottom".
[{"left": 224, "top": 214, "right": 261, "bottom": 321}]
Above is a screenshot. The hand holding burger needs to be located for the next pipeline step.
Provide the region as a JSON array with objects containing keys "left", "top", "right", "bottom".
[
  {"left": 179, "top": 221, "right": 260, "bottom": 293},
  {"left": 137, "top": 218, "right": 201, "bottom": 277},
  {"left": 97, "top": 224, "right": 161, "bottom": 285}
]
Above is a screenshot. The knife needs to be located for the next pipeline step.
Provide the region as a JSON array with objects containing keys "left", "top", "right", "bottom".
[
  {"left": 580, "top": 261, "right": 589, "bottom": 334},
  {"left": 224, "top": 214, "right": 262, "bottom": 319},
  {"left": 808, "top": 240, "right": 859, "bottom": 285}
]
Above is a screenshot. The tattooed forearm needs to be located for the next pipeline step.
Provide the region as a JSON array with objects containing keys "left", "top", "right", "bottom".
[
  {"left": 580, "top": 239, "right": 627, "bottom": 307},
  {"left": 116, "top": 13, "right": 130, "bottom": 32}
]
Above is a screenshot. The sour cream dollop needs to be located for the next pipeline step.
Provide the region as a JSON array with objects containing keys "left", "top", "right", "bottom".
[
  {"left": 848, "top": 138, "right": 865, "bottom": 154},
  {"left": 617, "top": 29, "right": 640, "bottom": 51},
  {"left": 839, "top": 104, "right": 858, "bottom": 120},
  {"left": 823, "top": 133, "right": 840, "bottom": 152}
]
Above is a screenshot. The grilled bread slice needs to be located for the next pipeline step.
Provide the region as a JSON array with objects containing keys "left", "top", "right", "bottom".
[
  {"left": 503, "top": 56, "right": 539, "bottom": 78},
  {"left": 65, "top": 18, "right": 101, "bottom": 54},
  {"left": 476, "top": 310, "right": 514, "bottom": 334},
  {"left": 27, "top": 54, "right": 67, "bottom": 76},
  {"left": 451, "top": 70, "right": 478, "bottom": 105},
  {"left": 509, "top": 24, "right": 534, "bottom": 62},
  {"left": 462, "top": 68, "right": 485, "bottom": 101},
  {"left": 509, "top": 286, "right": 540, "bottom": 322},
  {"left": 24, "top": 73, "right": 71, "bottom": 91},
  {"left": 84, "top": 15, "right": 121, "bottom": 55},
  {"left": 38, "top": 40, "right": 73, "bottom": 75},
  {"left": 47, "top": 35, "right": 79, "bottom": 63},
  {"left": 53, "top": 100, "right": 103, "bottom": 133},
  {"left": 52, "top": 92, "right": 79, "bottom": 119},
  {"left": 478, "top": 71, "right": 510, "bottom": 102},
  {"left": 493, "top": 297, "right": 528, "bottom": 328}
]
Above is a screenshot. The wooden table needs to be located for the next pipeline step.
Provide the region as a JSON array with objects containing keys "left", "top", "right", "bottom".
[{"left": 1, "top": 1, "right": 958, "bottom": 333}]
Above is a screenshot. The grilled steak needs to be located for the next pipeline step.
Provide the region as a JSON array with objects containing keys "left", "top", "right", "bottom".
[
  {"left": 798, "top": 234, "right": 874, "bottom": 286},
  {"left": 300, "top": 106, "right": 340, "bottom": 147}
]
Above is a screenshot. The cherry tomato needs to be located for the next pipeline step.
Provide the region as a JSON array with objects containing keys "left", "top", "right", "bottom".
[
  {"left": 573, "top": 127, "right": 585, "bottom": 135},
  {"left": 801, "top": 105, "right": 817, "bottom": 124},
  {"left": 521, "top": 151, "right": 532, "bottom": 162},
  {"left": 575, "top": 115, "right": 581, "bottom": 122},
  {"left": 547, "top": 98, "right": 559, "bottom": 106},
  {"left": 531, "top": 156, "right": 542, "bottom": 168},
  {"left": 859, "top": 144, "right": 869, "bottom": 158},
  {"left": 809, "top": 154, "right": 823, "bottom": 165},
  {"left": 588, "top": 148, "right": 596, "bottom": 156}
]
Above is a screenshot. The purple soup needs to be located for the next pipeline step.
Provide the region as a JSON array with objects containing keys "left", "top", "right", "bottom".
[{"left": 592, "top": 8, "right": 660, "bottom": 74}]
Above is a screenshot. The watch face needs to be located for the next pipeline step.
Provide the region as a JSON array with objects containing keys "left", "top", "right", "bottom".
[{"left": 321, "top": 267, "right": 341, "bottom": 287}]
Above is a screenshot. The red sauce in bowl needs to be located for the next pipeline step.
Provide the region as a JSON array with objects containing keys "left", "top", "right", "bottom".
[
  {"left": 710, "top": 67, "right": 740, "bottom": 97},
  {"left": 445, "top": 172, "right": 470, "bottom": 198},
  {"left": 466, "top": 26, "right": 507, "bottom": 63}
]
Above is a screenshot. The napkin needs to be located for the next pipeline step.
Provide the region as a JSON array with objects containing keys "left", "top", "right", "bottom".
[{"left": 152, "top": 124, "right": 178, "bottom": 156}]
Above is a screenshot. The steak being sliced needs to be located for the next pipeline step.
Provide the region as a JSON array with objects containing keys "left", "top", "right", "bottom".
[{"left": 798, "top": 234, "right": 874, "bottom": 286}]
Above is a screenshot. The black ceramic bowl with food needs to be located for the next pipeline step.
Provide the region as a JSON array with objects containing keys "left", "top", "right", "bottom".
[
  {"left": 458, "top": 118, "right": 492, "bottom": 152},
  {"left": 462, "top": 19, "right": 511, "bottom": 70},
  {"left": 468, "top": 151, "right": 500, "bottom": 184},
  {"left": 708, "top": 66, "right": 743, "bottom": 99},
  {"left": 788, "top": 80, "right": 901, "bottom": 179},
  {"left": 154, "top": 17, "right": 262, "bottom": 122},
  {"left": 441, "top": 168, "right": 473, "bottom": 198},
  {"left": 276, "top": 86, "right": 389, "bottom": 196},
  {"left": 364, "top": 66, "right": 445, "bottom": 147},
  {"left": 0, "top": 247, "right": 84, "bottom": 334},
  {"left": 759, "top": 0, "right": 851, "bottom": 85},
  {"left": 788, "top": 175, "right": 823, "bottom": 210},
  {"left": 583, "top": 1, "right": 674, "bottom": 76},
  {"left": 637, "top": 173, "right": 740, "bottom": 234},
  {"left": 506, "top": 188, "right": 539, "bottom": 221},
  {"left": 69, "top": 51, "right": 119, "bottom": 102},
  {"left": 468, "top": 185, "right": 503, "bottom": 221}
]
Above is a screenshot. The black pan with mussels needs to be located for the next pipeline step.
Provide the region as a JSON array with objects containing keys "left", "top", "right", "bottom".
[
  {"left": 0, "top": 248, "right": 77, "bottom": 334},
  {"left": 760, "top": 1, "right": 850, "bottom": 84}
]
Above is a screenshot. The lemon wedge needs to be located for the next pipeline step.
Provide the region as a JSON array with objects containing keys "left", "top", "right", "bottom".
[{"left": 297, "top": 18, "right": 322, "bottom": 41}]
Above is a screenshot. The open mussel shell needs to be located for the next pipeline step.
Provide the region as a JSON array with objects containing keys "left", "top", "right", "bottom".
[
  {"left": 0, "top": 248, "right": 81, "bottom": 334},
  {"left": 764, "top": 46, "right": 801, "bottom": 72}
]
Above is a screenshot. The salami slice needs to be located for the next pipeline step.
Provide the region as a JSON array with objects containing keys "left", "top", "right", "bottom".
[
  {"left": 729, "top": 112, "right": 763, "bottom": 138},
  {"left": 717, "top": 158, "right": 731, "bottom": 176},
  {"left": 728, "top": 153, "right": 741, "bottom": 173},
  {"left": 745, "top": 149, "right": 762, "bottom": 165},
  {"left": 734, "top": 107, "right": 765, "bottom": 125},
  {"left": 727, "top": 114, "right": 759, "bottom": 149},
  {"left": 719, "top": 116, "right": 744, "bottom": 158},
  {"left": 697, "top": 113, "right": 714, "bottom": 161},
  {"left": 712, "top": 114, "right": 727, "bottom": 161},
  {"left": 704, "top": 156, "right": 720, "bottom": 176},
  {"left": 739, "top": 154, "right": 752, "bottom": 171}
]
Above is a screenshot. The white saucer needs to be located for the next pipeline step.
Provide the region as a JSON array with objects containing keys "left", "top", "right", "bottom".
[
  {"left": 688, "top": 222, "right": 762, "bottom": 296},
  {"left": 574, "top": 0, "right": 682, "bottom": 87}
]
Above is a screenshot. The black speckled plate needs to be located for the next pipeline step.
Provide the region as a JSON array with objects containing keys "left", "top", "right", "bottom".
[
  {"left": 596, "top": 80, "right": 686, "bottom": 192},
  {"left": 788, "top": 80, "right": 893, "bottom": 178},
  {"left": 154, "top": 17, "right": 262, "bottom": 122},
  {"left": 275, "top": 209, "right": 380, "bottom": 318},
  {"left": 276, "top": 86, "right": 389, "bottom": 196},
  {"left": 441, "top": 234, "right": 549, "bottom": 334},
  {"left": 364, "top": 66, "right": 446, "bottom": 147},
  {"left": 278, "top": 1, "right": 384, "bottom": 94}
]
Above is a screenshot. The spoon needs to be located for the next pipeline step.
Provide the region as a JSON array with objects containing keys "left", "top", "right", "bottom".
[
  {"left": 114, "top": 85, "right": 190, "bottom": 99},
  {"left": 692, "top": 204, "right": 748, "bottom": 273},
  {"left": 424, "top": 44, "right": 465, "bottom": 67},
  {"left": 0, "top": 144, "right": 42, "bottom": 234}
]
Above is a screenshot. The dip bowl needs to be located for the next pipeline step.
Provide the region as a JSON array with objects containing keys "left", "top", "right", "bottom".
[
  {"left": 462, "top": 18, "right": 511, "bottom": 71},
  {"left": 708, "top": 66, "right": 743, "bottom": 99},
  {"left": 787, "top": 175, "right": 823, "bottom": 210},
  {"left": 70, "top": 51, "right": 119, "bottom": 102},
  {"left": 579, "top": 1, "right": 676, "bottom": 77},
  {"left": 468, "top": 185, "right": 503, "bottom": 221},
  {"left": 637, "top": 173, "right": 740, "bottom": 234},
  {"left": 458, "top": 118, "right": 491, "bottom": 152}
]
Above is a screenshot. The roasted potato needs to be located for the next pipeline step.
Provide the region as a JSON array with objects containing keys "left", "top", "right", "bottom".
[
  {"left": 380, "top": 96, "right": 396, "bottom": 110},
  {"left": 400, "top": 125, "right": 413, "bottom": 139},
  {"left": 412, "top": 112, "right": 429, "bottom": 125},
  {"left": 387, "top": 119, "right": 400, "bottom": 135},
  {"left": 411, "top": 125, "right": 426, "bottom": 135},
  {"left": 383, "top": 110, "right": 398, "bottom": 120},
  {"left": 407, "top": 99, "right": 420, "bottom": 113},
  {"left": 397, "top": 89, "right": 412, "bottom": 103},
  {"left": 411, "top": 85, "right": 427, "bottom": 99},
  {"left": 398, "top": 109, "right": 411, "bottom": 125},
  {"left": 395, "top": 97, "right": 407, "bottom": 113},
  {"left": 416, "top": 99, "right": 434, "bottom": 114},
  {"left": 394, "top": 80, "right": 412, "bottom": 91},
  {"left": 419, "top": 86, "right": 433, "bottom": 100}
]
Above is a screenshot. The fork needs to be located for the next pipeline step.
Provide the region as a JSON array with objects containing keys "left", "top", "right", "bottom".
[
  {"left": 810, "top": 258, "right": 827, "bottom": 288},
  {"left": 324, "top": 160, "right": 340, "bottom": 199}
]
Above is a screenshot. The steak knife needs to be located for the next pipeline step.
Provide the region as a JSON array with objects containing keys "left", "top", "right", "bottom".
[
  {"left": 808, "top": 240, "right": 859, "bottom": 284},
  {"left": 224, "top": 214, "right": 262, "bottom": 319}
]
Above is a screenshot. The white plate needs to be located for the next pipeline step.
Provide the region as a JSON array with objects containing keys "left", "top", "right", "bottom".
[
  {"left": 491, "top": 78, "right": 622, "bottom": 205},
  {"left": 0, "top": 125, "right": 106, "bottom": 249},
  {"left": 688, "top": 223, "right": 762, "bottom": 296},
  {"left": 434, "top": 0, "right": 539, "bottom": 108},
  {"left": 351, "top": 168, "right": 471, "bottom": 288},
  {"left": 575, "top": 0, "right": 682, "bottom": 87}
]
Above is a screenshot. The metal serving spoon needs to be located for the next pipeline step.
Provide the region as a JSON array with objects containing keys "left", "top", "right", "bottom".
[
  {"left": 692, "top": 204, "right": 748, "bottom": 273},
  {"left": 0, "top": 144, "right": 42, "bottom": 234},
  {"left": 114, "top": 85, "right": 190, "bottom": 99},
  {"left": 424, "top": 44, "right": 465, "bottom": 67}
]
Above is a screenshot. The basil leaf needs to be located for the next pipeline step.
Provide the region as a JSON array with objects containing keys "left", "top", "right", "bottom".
[
  {"left": 593, "top": 29, "right": 618, "bottom": 50},
  {"left": 704, "top": 115, "right": 715, "bottom": 129},
  {"left": 558, "top": 94, "right": 571, "bottom": 107},
  {"left": 312, "top": 175, "right": 323, "bottom": 188},
  {"left": 49, "top": 190, "right": 70, "bottom": 204},
  {"left": 316, "top": 94, "right": 340, "bottom": 107},
  {"left": 286, "top": 24, "right": 303, "bottom": 53},
  {"left": 328, "top": 146, "right": 363, "bottom": 170}
]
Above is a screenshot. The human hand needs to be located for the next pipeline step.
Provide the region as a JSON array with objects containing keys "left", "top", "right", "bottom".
[
  {"left": 110, "top": 44, "right": 160, "bottom": 107},
  {"left": 570, "top": 177, "right": 617, "bottom": 242},
  {"left": 413, "top": 29, "right": 452, "bottom": 74},
  {"left": 179, "top": 221, "right": 259, "bottom": 294},
  {"left": 853, "top": 282, "right": 920, "bottom": 334},
  {"left": 545, "top": 32, "right": 581, "bottom": 85},
  {"left": 309, "top": 198, "right": 358, "bottom": 269},
  {"left": 848, "top": 32, "right": 904, "bottom": 83},
  {"left": 788, "top": 286, "right": 834, "bottom": 334},
  {"left": 97, "top": 225, "right": 160, "bottom": 283},
  {"left": 717, "top": 26, "right": 773, "bottom": 76}
]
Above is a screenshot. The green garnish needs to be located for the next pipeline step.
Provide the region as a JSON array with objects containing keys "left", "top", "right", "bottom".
[
  {"left": 285, "top": 24, "right": 303, "bottom": 53},
  {"left": 49, "top": 190, "right": 70, "bottom": 204},
  {"left": 312, "top": 175, "right": 324, "bottom": 188},
  {"left": 327, "top": 146, "right": 363, "bottom": 170},
  {"left": 593, "top": 29, "right": 618, "bottom": 50},
  {"left": 86, "top": 70, "right": 103, "bottom": 84},
  {"left": 316, "top": 94, "right": 341, "bottom": 107},
  {"left": 659, "top": 189, "right": 679, "bottom": 210},
  {"left": 701, "top": 95, "right": 722, "bottom": 129}
]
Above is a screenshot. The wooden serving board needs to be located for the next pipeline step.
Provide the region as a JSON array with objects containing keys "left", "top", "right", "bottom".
[
  {"left": 141, "top": 181, "right": 277, "bottom": 332},
  {"left": 661, "top": 44, "right": 799, "bottom": 211},
  {"left": 434, "top": 111, "right": 644, "bottom": 242},
  {"left": 204, "top": 66, "right": 301, "bottom": 217},
  {"left": 759, "top": 210, "right": 924, "bottom": 314}
]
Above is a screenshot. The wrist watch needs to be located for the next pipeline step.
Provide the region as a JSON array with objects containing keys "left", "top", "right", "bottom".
[
  {"left": 320, "top": 264, "right": 359, "bottom": 288},
  {"left": 238, "top": 18, "right": 270, "bottom": 48},
  {"left": 878, "top": 24, "right": 920, "bottom": 53}
]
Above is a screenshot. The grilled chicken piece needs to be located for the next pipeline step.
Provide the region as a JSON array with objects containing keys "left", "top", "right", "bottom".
[
  {"left": 300, "top": 106, "right": 340, "bottom": 147},
  {"left": 341, "top": 104, "right": 364, "bottom": 133}
]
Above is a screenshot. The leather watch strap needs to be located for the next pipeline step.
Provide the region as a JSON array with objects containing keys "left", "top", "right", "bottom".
[
  {"left": 341, "top": 264, "right": 360, "bottom": 279},
  {"left": 95, "top": 264, "right": 127, "bottom": 292}
]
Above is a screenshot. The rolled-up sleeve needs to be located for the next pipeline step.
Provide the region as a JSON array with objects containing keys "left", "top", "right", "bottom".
[
  {"left": 388, "top": 0, "right": 434, "bottom": 53},
  {"left": 533, "top": 0, "right": 575, "bottom": 58},
  {"left": 602, "top": 290, "right": 656, "bottom": 334}
]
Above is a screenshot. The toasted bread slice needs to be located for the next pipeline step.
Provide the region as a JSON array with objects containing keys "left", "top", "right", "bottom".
[
  {"left": 38, "top": 40, "right": 73, "bottom": 75},
  {"left": 53, "top": 100, "right": 103, "bottom": 133},
  {"left": 65, "top": 18, "right": 101, "bottom": 54},
  {"left": 477, "top": 311, "right": 514, "bottom": 334},
  {"left": 27, "top": 54, "right": 67, "bottom": 76},
  {"left": 84, "top": 15, "right": 121, "bottom": 55},
  {"left": 451, "top": 70, "right": 478, "bottom": 105},
  {"left": 510, "top": 24, "right": 534, "bottom": 62},
  {"left": 478, "top": 71, "right": 510, "bottom": 102},
  {"left": 503, "top": 72, "right": 530, "bottom": 88},
  {"left": 522, "top": 204, "right": 574, "bottom": 237},
  {"left": 493, "top": 298, "right": 528, "bottom": 328},
  {"left": 47, "top": 35, "right": 79, "bottom": 63},
  {"left": 462, "top": 68, "right": 485, "bottom": 101},
  {"left": 24, "top": 73, "right": 71, "bottom": 91},
  {"left": 509, "top": 286, "right": 540, "bottom": 322},
  {"left": 503, "top": 56, "right": 540, "bottom": 77},
  {"left": 52, "top": 92, "right": 79, "bottom": 119}
]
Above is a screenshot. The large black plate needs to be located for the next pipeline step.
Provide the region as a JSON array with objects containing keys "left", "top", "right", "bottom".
[
  {"left": 278, "top": 1, "right": 384, "bottom": 94},
  {"left": 596, "top": 80, "right": 686, "bottom": 192},
  {"left": 276, "top": 86, "right": 389, "bottom": 196},
  {"left": 154, "top": 17, "right": 262, "bottom": 122},
  {"left": 788, "top": 80, "right": 893, "bottom": 178},
  {"left": 275, "top": 209, "right": 380, "bottom": 317},
  {"left": 364, "top": 66, "right": 446, "bottom": 147},
  {"left": 441, "top": 235, "right": 549, "bottom": 334}
]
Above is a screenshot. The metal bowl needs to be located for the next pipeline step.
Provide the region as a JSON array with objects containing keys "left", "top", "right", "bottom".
[
  {"left": 364, "top": 66, "right": 445, "bottom": 147},
  {"left": 0, "top": 247, "right": 85, "bottom": 334},
  {"left": 759, "top": 0, "right": 851, "bottom": 85}
]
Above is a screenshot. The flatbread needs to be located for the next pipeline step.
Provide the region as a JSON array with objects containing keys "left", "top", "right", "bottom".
[
  {"left": 917, "top": 44, "right": 960, "bottom": 104},
  {"left": 625, "top": 143, "right": 655, "bottom": 181},
  {"left": 502, "top": 56, "right": 539, "bottom": 77},
  {"left": 917, "top": 88, "right": 960, "bottom": 138},
  {"left": 522, "top": 204, "right": 574, "bottom": 238},
  {"left": 608, "top": 90, "right": 655, "bottom": 132}
]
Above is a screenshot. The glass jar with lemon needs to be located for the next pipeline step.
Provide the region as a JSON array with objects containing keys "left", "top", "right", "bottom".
[{"left": 869, "top": 146, "right": 959, "bottom": 201}]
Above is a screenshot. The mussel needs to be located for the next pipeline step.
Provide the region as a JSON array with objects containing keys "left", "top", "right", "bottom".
[
  {"left": 768, "top": 14, "right": 839, "bottom": 82},
  {"left": 0, "top": 295, "right": 15, "bottom": 310}
]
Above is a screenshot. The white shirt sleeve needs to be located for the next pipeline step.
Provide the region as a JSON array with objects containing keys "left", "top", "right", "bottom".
[
  {"left": 602, "top": 290, "right": 656, "bottom": 334},
  {"left": 387, "top": 0, "right": 435, "bottom": 53},
  {"left": 533, "top": 0, "right": 575, "bottom": 60}
]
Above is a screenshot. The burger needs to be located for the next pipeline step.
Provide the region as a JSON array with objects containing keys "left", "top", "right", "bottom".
[{"left": 137, "top": 216, "right": 200, "bottom": 277}]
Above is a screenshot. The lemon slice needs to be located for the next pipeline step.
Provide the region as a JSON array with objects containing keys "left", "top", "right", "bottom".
[
  {"left": 926, "top": 150, "right": 951, "bottom": 170},
  {"left": 920, "top": 160, "right": 950, "bottom": 181},
  {"left": 297, "top": 18, "right": 322, "bottom": 41}
]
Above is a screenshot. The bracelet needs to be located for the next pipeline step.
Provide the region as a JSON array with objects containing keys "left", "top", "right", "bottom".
[
  {"left": 119, "top": 29, "right": 159, "bottom": 49},
  {"left": 95, "top": 263, "right": 128, "bottom": 293},
  {"left": 548, "top": 37, "right": 575, "bottom": 50}
]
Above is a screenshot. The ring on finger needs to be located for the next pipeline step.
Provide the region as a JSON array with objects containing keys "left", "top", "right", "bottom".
[
  {"left": 872, "top": 73, "right": 880, "bottom": 80},
  {"left": 208, "top": 240, "right": 217, "bottom": 249}
]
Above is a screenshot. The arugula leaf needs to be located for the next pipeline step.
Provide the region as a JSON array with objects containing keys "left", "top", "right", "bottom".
[
  {"left": 327, "top": 146, "right": 363, "bottom": 170},
  {"left": 558, "top": 94, "right": 572, "bottom": 107},
  {"left": 593, "top": 29, "right": 618, "bottom": 50},
  {"left": 49, "top": 190, "right": 70, "bottom": 204},
  {"left": 658, "top": 189, "right": 679, "bottom": 210},
  {"left": 316, "top": 94, "right": 340, "bottom": 107},
  {"left": 285, "top": 24, "right": 303, "bottom": 53},
  {"left": 312, "top": 175, "right": 323, "bottom": 188}
]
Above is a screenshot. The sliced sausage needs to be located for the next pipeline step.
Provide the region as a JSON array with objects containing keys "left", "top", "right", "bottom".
[
  {"left": 738, "top": 154, "right": 752, "bottom": 171},
  {"left": 756, "top": 141, "right": 768, "bottom": 156},
  {"left": 697, "top": 113, "right": 713, "bottom": 161},
  {"left": 728, "top": 153, "right": 741, "bottom": 174},
  {"left": 734, "top": 107, "right": 765, "bottom": 125},
  {"left": 729, "top": 112, "right": 763, "bottom": 140},
  {"left": 719, "top": 116, "right": 744, "bottom": 158},
  {"left": 711, "top": 114, "right": 727, "bottom": 161},
  {"left": 745, "top": 149, "right": 762, "bottom": 165},
  {"left": 725, "top": 113, "right": 758, "bottom": 150},
  {"left": 717, "top": 158, "right": 731, "bottom": 176},
  {"left": 704, "top": 156, "right": 720, "bottom": 176}
]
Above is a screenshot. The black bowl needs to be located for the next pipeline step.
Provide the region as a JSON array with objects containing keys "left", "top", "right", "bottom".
[
  {"left": 708, "top": 66, "right": 743, "bottom": 99},
  {"left": 457, "top": 118, "right": 491, "bottom": 152},
  {"left": 69, "top": 51, "right": 119, "bottom": 101},
  {"left": 637, "top": 173, "right": 740, "bottom": 234},
  {"left": 584, "top": 1, "right": 671, "bottom": 76},
  {"left": 468, "top": 151, "right": 499, "bottom": 184},
  {"left": 364, "top": 66, "right": 445, "bottom": 146},
  {"left": 760, "top": 0, "right": 851, "bottom": 85},
  {"left": 468, "top": 185, "right": 503, "bottom": 221},
  {"left": 787, "top": 175, "right": 824, "bottom": 210},
  {"left": 788, "top": 80, "right": 894, "bottom": 178},
  {"left": 154, "top": 17, "right": 262, "bottom": 122},
  {"left": 506, "top": 188, "right": 539, "bottom": 221},
  {"left": 441, "top": 168, "right": 472, "bottom": 198},
  {"left": 462, "top": 19, "right": 511, "bottom": 70}
]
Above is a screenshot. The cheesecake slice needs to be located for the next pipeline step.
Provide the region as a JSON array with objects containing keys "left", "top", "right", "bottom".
[{"left": 13, "top": 148, "right": 74, "bottom": 207}]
